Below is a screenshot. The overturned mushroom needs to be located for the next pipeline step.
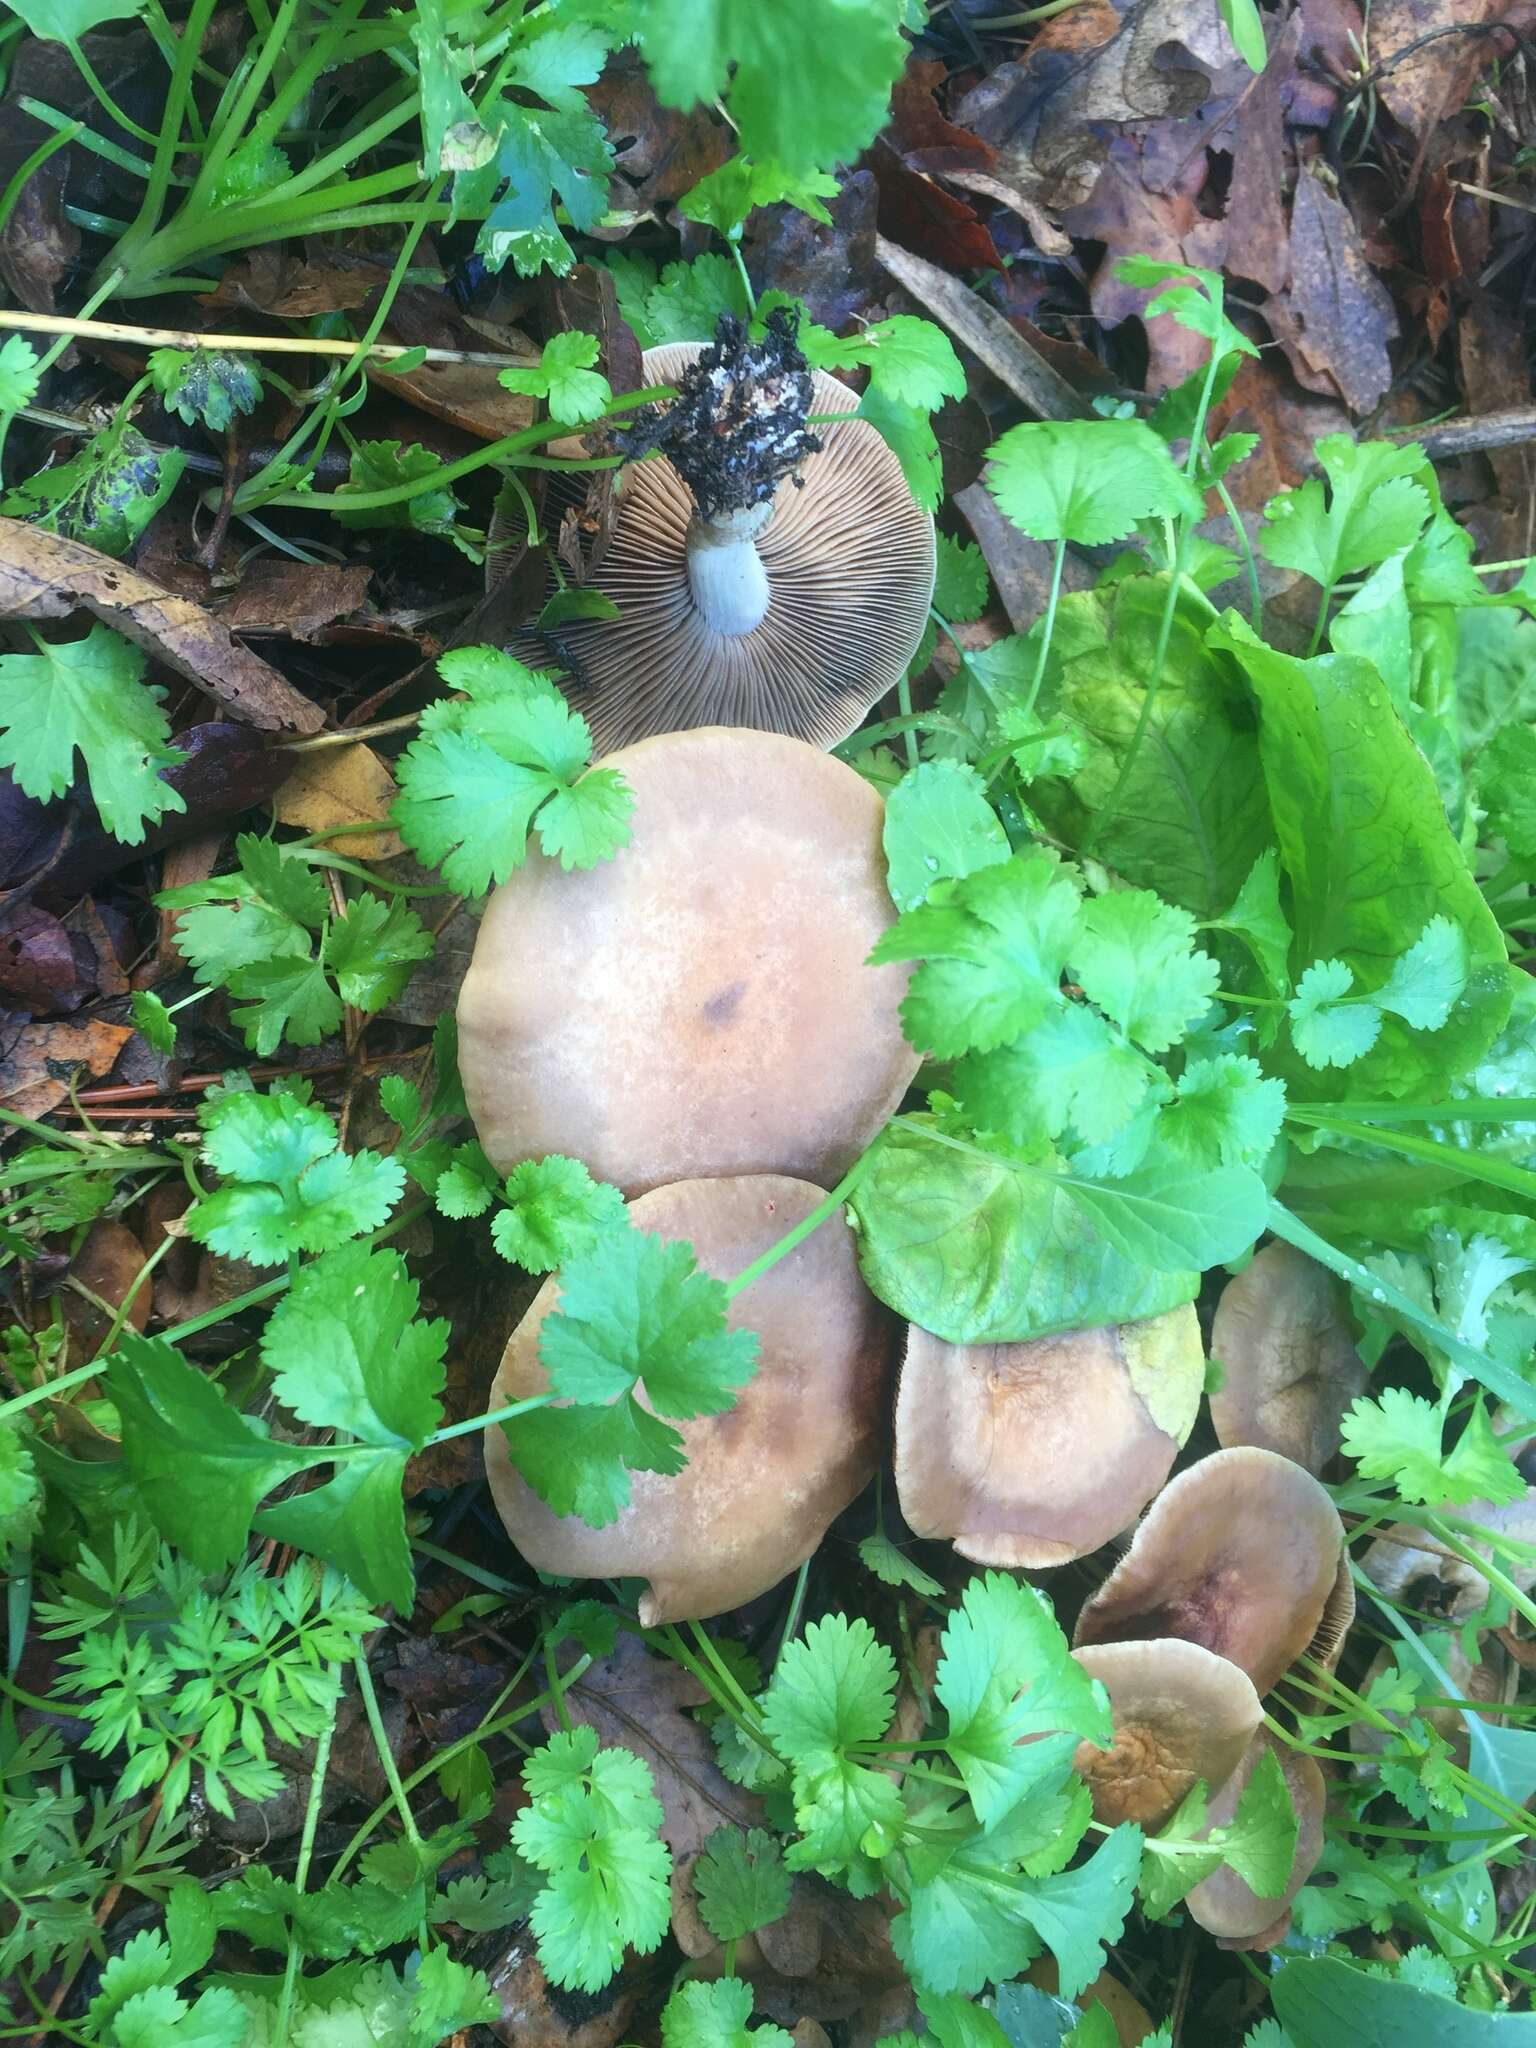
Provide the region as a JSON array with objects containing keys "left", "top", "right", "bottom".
[
  {"left": 1070, "top": 1640, "right": 1263, "bottom": 1830},
  {"left": 484, "top": 1175, "right": 891, "bottom": 1624},
  {"left": 1361, "top": 1489, "right": 1536, "bottom": 1620},
  {"left": 1073, "top": 1448, "right": 1346, "bottom": 1696},
  {"left": 1209, "top": 1242, "right": 1368, "bottom": 1473},
  {"left": 893, "top": 1306, "right": 1203, "bottom": 1567},
  {"left": 1187, "top": 1732, "right": 1326, "bottom": 1944},
  {"left": 457, "top": 726, "right": 920, "bottom": 1193},
  {"left": 523, "top": 313, "right": 935, "bottom": 753}
]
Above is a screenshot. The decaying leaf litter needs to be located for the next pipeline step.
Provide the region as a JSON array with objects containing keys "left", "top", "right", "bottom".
[{"left": 3, "top": 0, "right": 1536, "bottom": 2042}]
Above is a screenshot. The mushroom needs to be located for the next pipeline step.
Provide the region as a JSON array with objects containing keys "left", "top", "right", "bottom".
[
  {"left": 523, "top": 314, "right": 935, "bottom": 754},
  {"left": 1073, "top": 1447, "right": 1346, "bottom": 1696},
  {"left": 1209, "top": 1241, "right": 1368, "bottom": 1473},
  {"left": 1360, "top": 1490, "right": 1536, "bottom": 1621},
  {"left": 1069, "top": 1640, "right": 1263, "bottom": 1830},
  {"left": 1187, "top": 1732, "right": 1326, "bottom": 1944},
  {"left": 456, "top": 726, "right": 921, "bottom": 1193},
  {"left": 484, "top": 1175, "right": 891, "bottom": 1624},
  {"left": 892, "top": 1306, "right": 1203, "bottom": 1567}
]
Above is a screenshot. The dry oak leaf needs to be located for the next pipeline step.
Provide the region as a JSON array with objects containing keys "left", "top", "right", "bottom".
[
  {"left": 0, "top": 1010, "right": 131, "bottom": 1118},
  {"left": 1266, "top": 170, "right": 1398, "bottom": 415},
  {"left": 0, "top": 519, "right": 325, "bottom": 733}
]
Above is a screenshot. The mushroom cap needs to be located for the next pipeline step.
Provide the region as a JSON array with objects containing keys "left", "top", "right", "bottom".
[
  {"left": 457, "top": 727, "right": 921, "bottom": 1192},
  {"left": 1209, "top": 1242, "right": 1368, "bottom": 1473},
  {"left": 1072, "top": 1447, "right": 1345, "bottom": 1696},
  {"left": 893, "top": 1306, "right": 1203, "bottom": 1567},
  {"left": 483, "top": 1175, "right": 891, "bottom": 1624},
  {"left": 527, "top": 344, "right": 935, "bottom": 755},
  {"left": 1070, "top": 1640, "right": 1263, "bottom": 1830},
  {"left": 1187, "top": 1732, "right": 1326, "bottom": 1941}
]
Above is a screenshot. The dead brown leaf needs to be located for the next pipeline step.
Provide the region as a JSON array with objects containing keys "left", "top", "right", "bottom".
[
  {"left": 1369, "top": 2, "right": 1526, "bottom": 139},
  {"left": 0, "top": 1011, "right": 131, "bottom": 1117},
  {"left": 484, "top": 1931, "right": 645, "bottom": 2048},
  {"left": 745, "top": 173, "right": 885, "bottom": 332},
  {"left": 1221, "top": 15, "right": 1301, "bottom": 295},
  {"left": 218, "top": 561, "right": 373, "bottom": 642},
  {"left": 0, "top": 521, "right": 325, "bottom": 733},
  {"left": 1207, "top": 356, "right": 1350, "bottom": 509},
  {"left": 202, "top": 243, "right": 390, "bottom": 318},
  {"left": 1267, "top": 170, "right": 1399, "bottom": 415},
  {"left": 589, "top": 48, "right": 733, "bottom": 207},
  {"left": 272, "top": 744, "right": 402, "bottom": 859},
  {"left": 61, "top": 1217, "right": 152, "bottom": 1349},
  {"left": 0, "top": 902, "right": 92, "bottom": 1015},
  {"left": 366, "top": 287, "right": 539, "bottom": 444},
  {"left": 1459, "top": 291, "right": 1536, "bottom": 508},
  {"left": 546, "top": 1633, "right": 759, "bottom": 1860}
]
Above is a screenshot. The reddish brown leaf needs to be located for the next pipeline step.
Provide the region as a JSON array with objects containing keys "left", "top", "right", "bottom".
[
  {"left": 744, "top": 173, "right": 885, "bottom": 332},
  {"left": 589, "top": 48, "right": 733, "bottom": 206},
  {"left": 866, "top": 138, "right": 1003, "bottom": 274},
  {"left": 1221, "top": 16, "right": 1300, "bottom": 296},
  {"left": 0, "top": 903, "right": 92, "bottom": 1015},
  {"left": 1267, "top": 171, "right": 1399, "bottom": 415},
  {"left": 1369, "top": 1, "right": 1529, "bottom": 139},
  {"left": 61, "top": 1217, "right": 152, "bottom": 1346},
  {"left": 0, "top": 1011, "right": 131, "bottom": 1118},
  {"left": 218, "top": 562, "right": 374, "bottom": 642}
]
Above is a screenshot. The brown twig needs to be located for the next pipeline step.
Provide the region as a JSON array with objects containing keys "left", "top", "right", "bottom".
[
  {"left": 75, "top": 1060, "right": 348, "bottom": 1107},
  {"left": 1389, "top": 407, "right": 1536, "bottom": 460}
]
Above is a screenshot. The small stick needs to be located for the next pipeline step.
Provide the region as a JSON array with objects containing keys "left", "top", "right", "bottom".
[
  {"left": 1388, "top": 407, "right": 1536, "bottom": 460},
  {"left": 0, "top": 308, "right": 531, "bottom": 368}
]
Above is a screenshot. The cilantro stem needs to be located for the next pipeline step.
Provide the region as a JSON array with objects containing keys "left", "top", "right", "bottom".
[
  {"left": 423, "top": 1392, "right": 552, "bottom": 1447},
  {"left": 289, "top": 849, "right": 451, "bottom": 895},
  {"left": 1287, "top": 1096, "right": 1536, "bottom": 1122},
  {"left": 1286, "top": 1109, "right": 1536, "bottom": 1203},
  {"left": 774, "top": 1560, "right": 810, "bottom": 1674},
  {"left": 270, "top": 1683, "right": 339, "bottom": 2048},
  {"left": 1024, "top": 536, "right": 1066, "bottom": 721},
  {"left": 354, "top": 1649, "right": 422, "bottom": 1850},
  {"left": 723, "top": 1150, "right": 877, "bottom": 1302},
  {"left": 686, "top": 1619, "right": 763, "bottom": 1726}
]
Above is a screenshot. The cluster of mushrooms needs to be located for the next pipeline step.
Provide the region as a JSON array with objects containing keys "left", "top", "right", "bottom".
[{"left": 452, "top": 325, "right": 1517, "bottom": 1955}]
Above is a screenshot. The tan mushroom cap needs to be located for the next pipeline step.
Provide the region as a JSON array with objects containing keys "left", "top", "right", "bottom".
[
  {"left": 530, "top": 344, "right": 935, "bottom": 755},
  {"left": 1070, "top": 1640, "right": 1263, "bottom": 1830},
  {"left": 1072, "top": 1447, "right": 1345, "bottom": 1696},
  {"left": 457, "top": 727, "right": 920, "bottom": 1193},
  {"left": 1188, "top": 1732, "right": 1326, "bottom": 1943},
  {"left": 893, "top": 1306, "right": 1203, "bottom": 1568},
  {"left": 483, "top": 1176, "right": 891, "bottom": 1625},
  {"left": 1209, "top": 1242, "right": 1368, "bottom": 1473}
]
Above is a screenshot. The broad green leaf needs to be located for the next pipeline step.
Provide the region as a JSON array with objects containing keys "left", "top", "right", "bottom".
[
  {"left": 256, "top": 1448, "right": 414, "bottom": 1612},
  {"left": 636, "top": 0, "right": 908, "bottom": 174},
  {"left": 0, "top": 623, "right": 185, "bottom": 844},
  {"left": 986, "top": 420, "right": 1202, "bottom": 546},
  {"left": 851, "top": 1120, "right": 1211, "bottom": 1343},
  {"left": 4, "top": 0, "right": 144, "bottom": 40},
  {"left": 335, "top": 439, "right": 471, "bottom": 550},
  {"left": 816, "top": 315, "right": 966, "bottom": 413},
  {"left": 858, "top": 384, "right": 944, "bottom": 512},
  {"left": 1214, "top": 618, "right": 1512, "bottom": 1098},
  {"left": 692, "top": 1827, "right": 791, "bottom": 1942},
  {"left": 1271, "top": 1955, "right": 1536, "bottom": 2044},
  {"left": 661, "top": 1977, "right": 795, "bottom": 2048},
  {"left": 1029, "top": 581, "right": 1272, "bottom": 919}
]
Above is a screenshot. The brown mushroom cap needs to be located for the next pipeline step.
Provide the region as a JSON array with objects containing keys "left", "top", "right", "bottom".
[
  {"left": 1070, "top": 1640, "right": 1263, "bottom": 1830},
  {"left": 1187, "top": 1733, "right": 1326, "bottom": 1942},
  {"left": 1072, "top": 1447, "right": 1346, "bottom": 1696},
  {"left": 524, "top": 344, "right": 935, "bottom": 755},
  {"left": 1209, "top": 1242, "right": 1368, "bottom": 1473},
  {"left": 457, "top": 727, "right": 920, "bottom": 1192},
  {"left": 483, "top": 1175, "right": 891, "bottom": 1624},
  {"left": 893, "top": 1306, "right": 1203, "bottom": 1567}
]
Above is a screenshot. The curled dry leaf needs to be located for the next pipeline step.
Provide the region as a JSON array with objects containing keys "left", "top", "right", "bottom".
[
  {"left": 1209, "top": 1241, "right": 1369, "bottom": 1473},
  {"left": 1266, "top": 172, "right": 1399, "bottom": 416},
  {"left": 0, "top": 1011, "right": 131, "bottom": 1118},
  {"left": 272, "top": 742, "right": 403, "bottom": 859},
  {"left": 1361, "top": 1493, "right": 1536, "bottom": 1620},
  {"left": 0, "top": 518, "right": 325, "bottom": 733}
]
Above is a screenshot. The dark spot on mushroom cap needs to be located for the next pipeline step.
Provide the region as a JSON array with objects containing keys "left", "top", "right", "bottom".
[{"left": 701, "top": 980, "right": 746, "bottom": 1028}]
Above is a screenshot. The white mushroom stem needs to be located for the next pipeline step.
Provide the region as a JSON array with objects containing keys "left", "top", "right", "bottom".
[{"left": 686, "top": 505, "right": 773, "bottom": 636}]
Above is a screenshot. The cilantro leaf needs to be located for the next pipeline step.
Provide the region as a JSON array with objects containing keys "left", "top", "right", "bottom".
[
  {"left": 636, "top": 0, "right": 908, "bottom": 174},
  {"left": 538, "top": 1225, "right": 759, "bottom": 1418},
  {"left": 1203, "top": 850, "right": 1293, "bottom": 996},
  {"left": 1070, "top": 892, "right": 1220, "bottom": 1055},
  {"left": 1288, "top": 959, "right": 1382, "bottom": 1069},
  {"left": 1259, "top": 437, "right": 1432, "bottom": 590},
  {"left": 986, "top": 419, "right": 1202, "bottom": 546},
  {"left": 954, "top": 1003, "right": 1155, "bottom": 1154},
  {"left": 1374, "top": 915, "right": 1469, "bottom": 1031},
  {"left": 858, "top": 384, "right": 944, "bottom": 512},
  {"left": 148, "top": 348, "right": 262, "bottom": 433},
  {"left": 0, "top": 334, "right": 42, "bottom": 414},
  {"left": 936, "top": 1572, "right": 1110, "bottom": 1831},
  {"left": 858, "top": 1529, "right": 945, "bottom": 1597},
  {"left": 499, "top": 331, "right": 613, "bottom": 425},
  {"left": 259, "top": 1241, "right": 448, "bottom": 1449},
  {"left": 1479, "top": 724, "right": 1536, "bottom": 865},
  {"left": 0, "top": 624, "right": 185, "bottom": 844},
  {"left": 816, "top": 315, "right": 966, "bottom": 413},
  {"left": 466, "top": 98, "right": 614, "bottom": 277},
  {"left": 661, "top": 1978, "right": 795, "bottom": 2048},
  {"left": 257, "top": 1449, "right": 415, "bottom": 1612},
  {"left": 394, "top": 651, "right": 633, "bottom": 892},
  {"left": 1142, "top": 1748, "right": 1299, "bottom": 1919},
  {"left": 325, "top": 894, "right": 434, "bottom": 1011},
  {"left": 105, "top": 1334, "right": 327, "bottom": 1573},
  {"left": 504, "top": 1392, "right": 685, "bottom": 1527},
  {"left": 490, "top": 1154, "right": 628, "bottom": 1271},
  {"left": 130, "top": 990, "right": 178, "bottom": 1054},
  {"left": 335, "top": 439, "right": 476, "bottom": 554},
  {"left": 1340, "top": 1389, "right": 1524, "bottom": 1507},
  {"left": 693, "top": 1827, "right": 792, "bottom": 1941},
  {"left": 680, "top": 156, "right": 838, "bottom": 234},
  {"left": 932, "top": 533, "right": 989, "bottom": 623},
  {"left": 187, "top": 1088, "right": 403, "bottom": 1266},
  {"left": 883, "top": 760, "right": 1010, "bottom": 913},
  {"left": 1161, "top": 1055, "right": 1285, "bottom": 1170},
  {"left": 511, "top": 1726, "right": 672, "bottom": 1993},
  {"left": 870, "top": 852, "right": 1082, "bottom": 1057},
  {"left": 432, "top": 1141, "right": 500, "bottom": 1219},
  {"left": 1, "top": 422, "right": 185, "bottom": 556}
]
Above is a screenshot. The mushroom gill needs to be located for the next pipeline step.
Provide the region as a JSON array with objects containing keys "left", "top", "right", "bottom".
[
  {"left": 484, "top": 1174, "right": 891, "bottom": 1625},
  {"left": 1072, "top": 1447, "right": 1346, "bottom": 1696},
  {"left": 893, "top": 1306, "right": 1203, "bottom": 1567}
]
